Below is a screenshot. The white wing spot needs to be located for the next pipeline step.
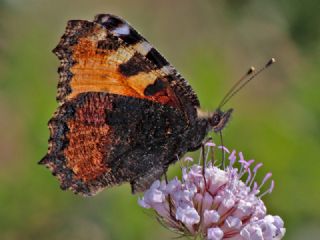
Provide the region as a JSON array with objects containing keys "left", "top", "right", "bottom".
[
  {"left": 112, "top": 24, "right": 130, "bottom": 36},
  {"left": 135, "top": 41, "right": 152, "bottom": 55},
  {"left": 161, "top": 66, "right": 173, "bottom": 75},
  {"left": 100, "top": 15, "right": 110, "bottom": 24}
]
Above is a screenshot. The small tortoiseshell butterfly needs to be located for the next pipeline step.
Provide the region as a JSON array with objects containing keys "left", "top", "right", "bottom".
[{"left": 40, "top": 14, "right": 273, "bottom": 196}]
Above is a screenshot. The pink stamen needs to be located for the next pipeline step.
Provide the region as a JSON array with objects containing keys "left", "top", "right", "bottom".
[
  {"left": 251, "top": 182, "right": 258, "bottom": 195},
  {"left": 239, "top": 152, "right": 244, "bottom": 161},
  {"left": 259, "top": 180, "right": 275, "bottom": 198},
  {"left": 184, "top": 157, "right": 194, "bottom": 162},
  {"left": 218, "top": 146, "right": 230, "bottom": 154},
  {"left": 245, "top": 168, "right": 252, "bottom": 185},
  {"left": 228, "top": 150, "right": 237, "bottom": 167},
  {"left": 238, "top": 160, "right": 247, "bottom": 168},
  {"left": 257, "top": 172, "right": 272, "bottom": 193},
  {"left": 249, "top": 163, "right": 263, "bottom": 187},
  {"left": 246, "top": 159, "right": 255, "bottom": 167},
  {"left": 253, "top": 163, "right": 263, "bottom": 173},
  {"left": 239, "top": 166, "right": 248, "bottom": 178},
  {"left": 229, "top": 150, "right": 236, "bottom": 160},
  {"left": 238, "top": 159, "right": 247, "bottom": 165},
  {"left": 206, "top": 142, "right": 216, "bottom": 147},
  {"left": 238, "top": 159, "right": 252, "bottom": 177},
  {"left": 239, "top": 159, "right": 254, "bottom": 169},
  {"left": 261, "top": 173, "right": 272, "bottom": 187},
  {"left": 269, "top": 180, "right": 275, "bottom": 193},
  {"left": 249, "top": 172, "right": 257, "bottom": 188}
]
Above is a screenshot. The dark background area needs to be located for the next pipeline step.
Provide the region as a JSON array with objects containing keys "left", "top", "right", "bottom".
[{"left": 0, "top": 0, "right": 319, "bottom": 239}]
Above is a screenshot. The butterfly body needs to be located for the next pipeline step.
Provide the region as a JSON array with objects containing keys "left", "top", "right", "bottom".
[{"left": 40, "top": 14, "right": 231, "bottom": 196}]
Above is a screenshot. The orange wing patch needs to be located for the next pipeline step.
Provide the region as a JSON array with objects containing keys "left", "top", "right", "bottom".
[
  {"left": 64, "top": 121, "right": 110, "bottom": 182},
  {"left": 63, "top": 94, "right": 112, "bottom": 182},
  {"left": 68, "top": 37, "right": 179, "bottom": 107}
]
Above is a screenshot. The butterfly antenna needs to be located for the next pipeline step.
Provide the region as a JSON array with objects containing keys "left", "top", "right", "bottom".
[
  {"left": 218, "top": 66, "right": 256, "bottom": 109},
  {"left": 218, "top": 58, "right": 276, "bottom": 108}
]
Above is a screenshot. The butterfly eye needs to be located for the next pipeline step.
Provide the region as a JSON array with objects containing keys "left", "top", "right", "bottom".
[
  {"left": 211, "top": 112, "right": 221, "bottom": 126},
  {"left": 212, "top": 108, "right": 233, "bottom": 133}
]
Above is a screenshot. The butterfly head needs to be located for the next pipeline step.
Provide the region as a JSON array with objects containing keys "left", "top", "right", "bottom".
[
  {"left": 209, "top": 108, "right": 233, "bottom": 133},
  {"left": 207, "top": 58, "right": 275, "bottom": 133}
]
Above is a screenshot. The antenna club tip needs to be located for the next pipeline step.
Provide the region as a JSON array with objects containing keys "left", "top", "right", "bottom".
[
  {"left": 248, "top": 66, "right": 255, "bottom": 74},
  {"left": 266, "top": 58, "right": 276, "bottom": 67}
]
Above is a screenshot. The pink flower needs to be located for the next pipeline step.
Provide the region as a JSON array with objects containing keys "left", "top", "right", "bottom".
[{"left": 138, "top": 141, "right": 285, "bottom": 240}]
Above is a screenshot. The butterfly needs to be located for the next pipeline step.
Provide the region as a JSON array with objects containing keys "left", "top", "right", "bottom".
[{"left": 39, "top": 13, "right": 270, "bottom": 196}]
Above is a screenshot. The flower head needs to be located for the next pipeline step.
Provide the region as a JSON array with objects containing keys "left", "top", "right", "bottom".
[{"left": 138, "top": 141, "right": 285, "bottom": 240}]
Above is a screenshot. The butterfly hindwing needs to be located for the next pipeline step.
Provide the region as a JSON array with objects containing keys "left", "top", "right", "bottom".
[{"left": 40, "top": 92, "right": 189, "bottom": 195}]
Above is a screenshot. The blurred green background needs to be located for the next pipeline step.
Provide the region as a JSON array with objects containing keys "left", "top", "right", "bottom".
[{"left": 0, "top": 0, "right": 319, "bottom": 239}]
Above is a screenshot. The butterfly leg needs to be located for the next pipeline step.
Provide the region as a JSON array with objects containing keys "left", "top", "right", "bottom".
[
  {"left": 164, "top": 172, "right": 174, "bottom": 218},
  {"left": 130, "top": 165, "right": 167, "bottom": 194}
]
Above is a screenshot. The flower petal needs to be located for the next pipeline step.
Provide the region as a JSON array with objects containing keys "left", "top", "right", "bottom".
[
  {"left": 176, "top": 205, "right": 200, "bottom": 225},
  {"left": 207, "top": 227, "right": 224, "bottom": 240},
  {"left": 204, "top": 209, "right": 220, "bottom": 226}
]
